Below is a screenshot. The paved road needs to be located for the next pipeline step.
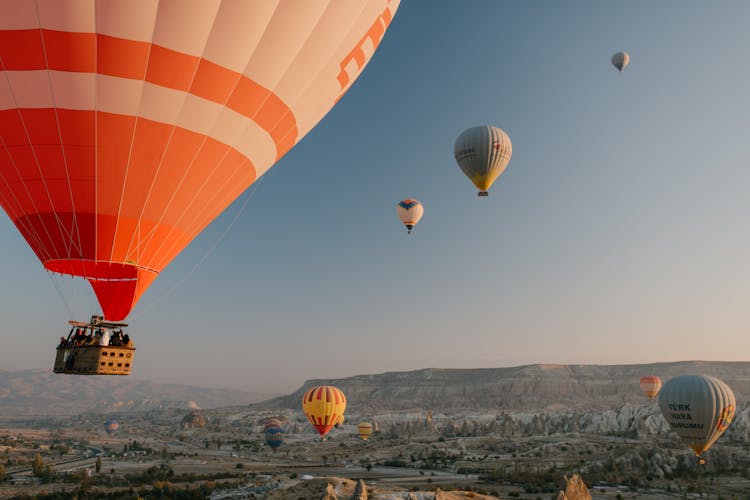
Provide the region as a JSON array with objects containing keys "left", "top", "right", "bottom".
[{"left": 8, "top": 446, "right": 105, "bottom": 477}]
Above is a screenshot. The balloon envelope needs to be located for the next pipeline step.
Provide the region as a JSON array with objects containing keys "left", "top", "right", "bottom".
[
  {"left": 357, "top": 422, "right": 373, "bottom": 441},
  {"left": 612, "top": 51, "right": 630, "bottom": 71},
  {"left": 454, "top": 126, "right": 512, "bottom": 196},
  {"left": 640, "top": 376, "right": 662, "bottom": 399},
  {"left": 264, "top": 423, "right": 284, "bottom": 451},
  {"left": 302, "top": 386, "right": 347, "bottom": 438},
  {"left": 396, "top": 199, "right": 423, "bottom": 234},
  {"left": 658, "top": 374, "right": 735, "bottom": 459},
  {"left": 264, "top": 418, "right": 282, "bottom": 432},
  {"left": 104, "top": 420, "right": 119, "bottom": 435},
  {"left": 0, "top": 0, "right": 400, "bottom": 320}
]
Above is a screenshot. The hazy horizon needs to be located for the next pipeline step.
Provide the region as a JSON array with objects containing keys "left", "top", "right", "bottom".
[{"left": 3, "top": 1, "right": 750, "bottom": 394}]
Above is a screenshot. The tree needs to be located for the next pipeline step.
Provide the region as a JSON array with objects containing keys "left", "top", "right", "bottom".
[
  {"left": 78, "top": 469, "right": 92, "bottom": 492},
  {"left": 31, "top": 453, "right": 52, "bottom": 482},
  {"left": 32, "top": 453, "right": 44, "bottom": 476}
]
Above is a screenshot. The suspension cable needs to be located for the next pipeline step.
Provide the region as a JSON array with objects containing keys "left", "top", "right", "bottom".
[{"left": 132, "top": 176, "right": 265, "bottom": 319}]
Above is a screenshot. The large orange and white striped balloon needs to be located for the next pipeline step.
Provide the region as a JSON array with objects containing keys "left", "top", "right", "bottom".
[
  {"left": 0, "top": 0, "right": 400, "bottom": 320},
  {"left": 640, "top": 375, "right": 662, "bottom": 399}
]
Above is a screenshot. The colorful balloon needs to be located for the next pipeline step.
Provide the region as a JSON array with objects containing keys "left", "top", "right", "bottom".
[
  {"left": 264, "top": 418, "right": 282, "bottom": 431},
  {"left": 454, "top": 126, "right": 512, "bottom": 196},
  {"left": 263, "top": 419, "right": 284, "bottom": 452},
  {"left": 396, "top": 199, "right": 424, "bottom": 235},
  {"left": 612, "top": 51, "right": 630, "bottom": 72},
  {"left": 302, "top": 386, "right": 346, "bottom": 438},
  {"left": 357, "top": 422, "right": 373, "bottom": 441},
  {"left": 104, "top": 420, "right": 119, "bottom": 435},
  {"left": 0, "top": 0, "right": 400, "bottom": 320},
  {"left": 640, "top": 376, "right": 663, "bottom": 399},
  {"left": 658, "top": 374, "right": 736, "bottom": 463}
]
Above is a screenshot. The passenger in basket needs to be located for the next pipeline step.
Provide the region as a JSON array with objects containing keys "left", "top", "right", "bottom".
[
  {"left": 59, "top": 336, "right": 67, "bottom": 347},
  {"left": 72, "top": 328, "right": 86, "bottom": 346},
  {"left": 99, "top": 328, "right": 111, "bottom": 346},
  {"left": 122, "top": 334, "right": 133, "bottom": 348},
  {"left": 111, "top": 330, "right": 124, "bottom": 346},
  {"left": 88, "top": 331, "right": 101, "bottom": 346}
]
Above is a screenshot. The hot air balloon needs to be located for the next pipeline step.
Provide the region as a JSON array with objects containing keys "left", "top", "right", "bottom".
[
  {"left": 302, "top": 386, "right": 346, "bottom": 439},
  {"left": 396, "top": 199, "right": 423, "bottom": 235},
  {"left": 263, "top": 419, "right": 284, "bottom": 452},
  {"left": 612, "top": 51, "right": 630, "bottom": 72},
  {"left": 0, "top": 0, "right": 401, "bottom": 326},
  {"left": 264, "top": 418, "right": 282, "bottom": 431},
  {"left": 357, "top": 422, "right": 373, "bottom": 441},
  {"left": 640, "top": 376, "right": 662, "bottom": 399},
  {"left": 104, "top": 420, "right": 119, "bottom": 435},
  {"left": 454, "top": 126, "right": 512, "bottom": 196},
  {"left": 658, "top": 374, "right": 736, "bottom": 463}
]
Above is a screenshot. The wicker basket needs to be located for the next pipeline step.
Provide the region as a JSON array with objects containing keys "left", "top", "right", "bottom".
[{"left": 53, "top": 345, "right": 135, "bottom": 375}]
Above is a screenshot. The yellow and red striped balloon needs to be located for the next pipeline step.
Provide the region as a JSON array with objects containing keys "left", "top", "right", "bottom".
[
  {"left": 0, "top": 0, "right": 400, "bottom": 320},
  {"left": 302, "top": 385, "right": 346, "bottom": 438},
  {"left": 639, "top": 376, "right": 662, "bottom": 399},
  {"left": 357, "top": 422, "right": 373, "bottom": 441}
]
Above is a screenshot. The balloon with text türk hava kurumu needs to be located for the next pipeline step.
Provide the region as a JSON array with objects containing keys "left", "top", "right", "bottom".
[{"left": 658, "top": 374, "right": 735, "bottom": 463}]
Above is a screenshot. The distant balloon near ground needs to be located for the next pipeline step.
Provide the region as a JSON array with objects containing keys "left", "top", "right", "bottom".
[
  {"left": 396, "top": 200, "right": 424, "bottom": 235},
  {"left": 302, "top": 386, "right": 347, "bottom": 438},
  {"left": 612, "top": 51, "right": 630, "bottom": 71},
  {"left": 104, "top": 420, "right": 119, "bottom": 435},
  {"left": 264, "top": 418, "right": 284, "bottom": 452},
  {"left": 658, "top": 374, "right": 736, "bottom": 463},
  {"left": 264, "top": 418, "right": 283, "bottom": 431},
  {"left": 640, "top": 376, "right": 662, "bottom": 399},
  {"left": 454, "top": 126, "right": 512, "bottom": 196},
  {"left": 181, "top": 412, "right": 207, "bottom": 430},
  {"left": 358, "top": 422, "right": 373, "bottom": 441}
]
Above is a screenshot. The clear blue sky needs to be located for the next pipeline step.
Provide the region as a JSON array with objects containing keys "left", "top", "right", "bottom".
[{"left": 2, "top": 1, "right": 750, "bottom": 393}]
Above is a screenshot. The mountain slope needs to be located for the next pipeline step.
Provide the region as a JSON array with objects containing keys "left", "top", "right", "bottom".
[
  {"left": 0, "top": 369, "right": 273, "bottom": 416},
  {"left": 256, "top": 361, "right": 750, "bottom": 412}
]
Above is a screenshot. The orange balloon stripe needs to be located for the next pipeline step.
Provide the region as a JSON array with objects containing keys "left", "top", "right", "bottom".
[
  {"left": 0, "top": 108, "right": 256, "bottom": 320},
  {"left": 336, "top": 1, "right": 394, "bottom": 93},
  {"left": 0, "top": 29, "right": 298, "bottom": 160},
  {"left": 146, "top": 150, "right": 253, "bottom": 272}
]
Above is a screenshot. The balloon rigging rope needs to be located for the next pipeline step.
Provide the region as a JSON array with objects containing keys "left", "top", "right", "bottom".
[
  {"left": 47, "top": 271, "right": 74, "bottom": 319},
  {"left": 132, "top": 175, "right": 265, "bottom": 320}
]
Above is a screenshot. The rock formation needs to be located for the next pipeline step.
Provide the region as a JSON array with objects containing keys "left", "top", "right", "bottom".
[
  {"left": 351, "top": 479, "right": 367, "bottom": 500},
  {"left": 557, "top": 474, "right": 591, "bottom": 500},
  {"left": 323, "top": 481, "right": 338, "bottom": 500}
]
